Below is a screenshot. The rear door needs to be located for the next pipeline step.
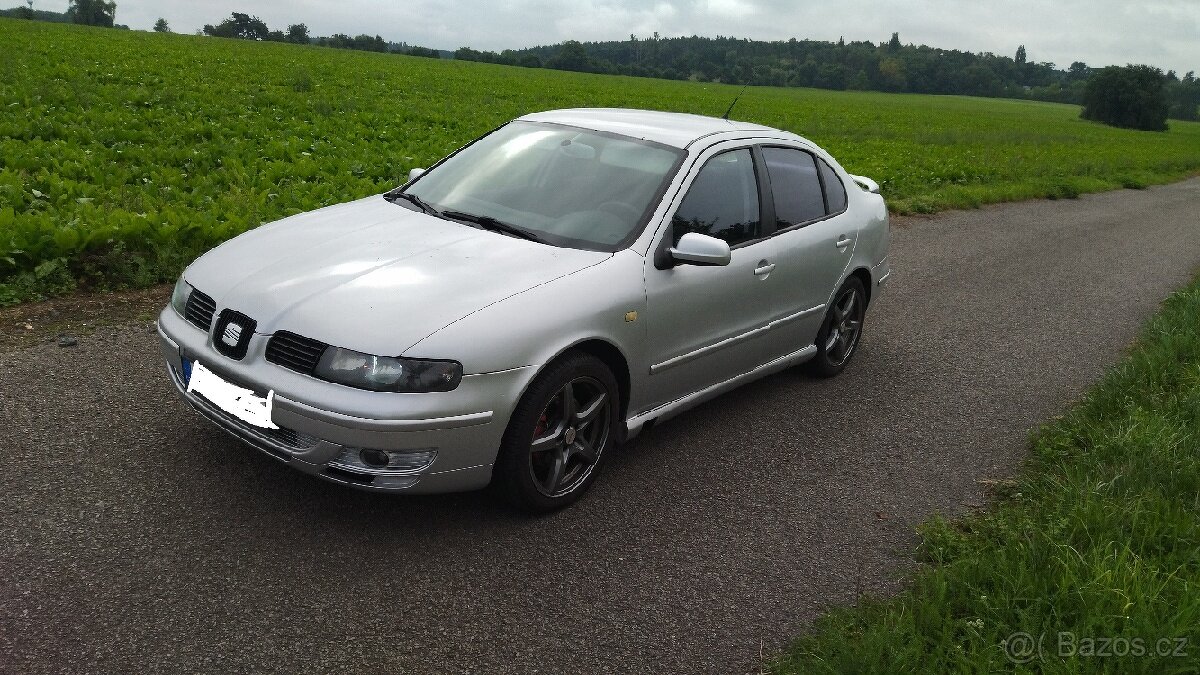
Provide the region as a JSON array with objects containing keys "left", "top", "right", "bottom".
[{"left": 758, "top": 146, "right": 856, "bottom": 352}]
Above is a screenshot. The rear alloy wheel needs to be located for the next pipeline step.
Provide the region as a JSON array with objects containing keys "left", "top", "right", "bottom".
[
  {"left": 806, "top": 276, "right": 867, "bottom": 378},
  {"left": 494, "top": 352, "right": 618, "bottom": 512}
]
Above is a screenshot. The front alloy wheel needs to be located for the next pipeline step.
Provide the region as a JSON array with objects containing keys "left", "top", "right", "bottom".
[{"left": 494, "top": 352, "right": 618, "bottom": 512}]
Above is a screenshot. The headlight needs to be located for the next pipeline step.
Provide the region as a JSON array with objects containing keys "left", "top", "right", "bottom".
[
  {"left": 170, "top": 277, "right": 193, "bottom": 316},
  {"left": 314, "top": 346, "right": 463, "bottom": 392}
]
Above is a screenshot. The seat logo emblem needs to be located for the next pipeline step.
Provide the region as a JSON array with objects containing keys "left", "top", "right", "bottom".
[{"left": 222, "top": 322, "right": 243, "bottom": 347}]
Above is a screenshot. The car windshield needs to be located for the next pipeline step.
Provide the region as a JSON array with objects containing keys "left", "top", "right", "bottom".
[{"left": 399, "top": 121, "right": 684, "bottom": 250}]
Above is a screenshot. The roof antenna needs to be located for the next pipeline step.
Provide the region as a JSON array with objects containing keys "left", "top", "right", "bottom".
[{"left": 722, "top": 84, "right": 749, "bottom": 120}]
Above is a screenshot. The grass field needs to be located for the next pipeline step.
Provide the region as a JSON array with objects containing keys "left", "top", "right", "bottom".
[
  {"left": 2, "top": 18, "right": 1200, "bottom": 304},
  {"left": 772, "top": 275, "right": 1200, "bottom": 673}
]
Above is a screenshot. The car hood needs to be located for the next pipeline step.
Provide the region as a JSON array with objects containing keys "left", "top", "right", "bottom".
[{"left": 184, "top": 195, "right": 611, "bottom": 356}]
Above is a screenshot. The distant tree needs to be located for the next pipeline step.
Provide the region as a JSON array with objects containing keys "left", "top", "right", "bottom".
[
  {"left": 454, "top": 46, "right": 481, "bottom": 61},
  {"left": 1165, "top": 70, "right": 1200, "bottom": 121},
  {"left": 1066, "top": 61, "right": 1090, "bottom": 81},
  {"left": 1015, "top": 45, "right": 1027, "bottom": 65},
  {"left": 203, "top": 12, "right": 269, "bottom": 40},
  {"left": 518, "top": 54, "right": 542, "bottom": 68},
  {"left": 547, "top": 40, "right": 590, "bottom": 71},
  {"left": 887, "top": 32, "right": 901, "bottom": 52},
  {"left": 406, "top": 46, "right": 440, "bottom": 58},
  {"left": 14, "top": 4, "right": 34, "bottom": 19},
  {"left": 1081, "top": 65, "right": 1168, "bottom": 131},
  {"left": 814, "top": 62, "right": 846, "bottom": 89},
  {"left": 877, "top": 57, "right": 907, "bottom": 91},
  {"left": 285, "top": 23, "right": 309, "bottom": 44},
  {"left": 68, "top": 0, "right": 116, "bottom": 27},
  {"left": 153, "top": 17, "right": 169, "bottom": 32}
]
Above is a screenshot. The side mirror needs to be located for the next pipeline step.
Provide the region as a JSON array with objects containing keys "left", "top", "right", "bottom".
[
  {"left": 669, "top": 232, "right": 731, "bottom": 267},
  {"left": 408, "top": 167, "right": 426, "bottom": 182}
]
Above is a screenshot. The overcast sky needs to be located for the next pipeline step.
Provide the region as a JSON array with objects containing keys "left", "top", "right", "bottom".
[{"left": 39, "top": 0, "right": 1200, "bottom": 75}]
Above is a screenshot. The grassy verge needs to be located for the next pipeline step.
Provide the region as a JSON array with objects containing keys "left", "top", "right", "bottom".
[
  {"left": 772, "top": 277, "right": 1200, "bottom": 673},
  {"left": 3, "top": 19, "right": 1200, "bottom": 305}
]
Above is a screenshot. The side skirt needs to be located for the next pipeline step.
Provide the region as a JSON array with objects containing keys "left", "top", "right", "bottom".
[{"left": 623, "top": 344, "right": 818, "bottom": 440}]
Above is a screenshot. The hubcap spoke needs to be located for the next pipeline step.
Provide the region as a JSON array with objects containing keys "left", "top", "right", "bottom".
[
  {"left": 571, "top": 439, "right": 598, "bottom": 464},
  {"left": 573, "top": 391, "right": 608, "bottom": 427},
  {"left": 825, "top": 329, "right": 840, "bottom": 352},
  {"left": 530, "top": 422, "right": 565, "bottom": 452},
  {"left": 541, "top": 448, "right": 567, "bottom": 492},
  {"left": 840, "top": 291, "right": 856, "bottom": 316},
  {"left": 560, "top": 381, "right": 577, "bottom": 422}
]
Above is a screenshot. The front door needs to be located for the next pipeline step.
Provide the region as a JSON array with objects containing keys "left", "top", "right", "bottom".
[{"left": 641, "top": 147, "right": 780, "bottom": 412}]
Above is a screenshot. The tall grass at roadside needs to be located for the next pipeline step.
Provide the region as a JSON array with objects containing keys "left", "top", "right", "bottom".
[
  {"left": 772, "top": 277, "right": 1200, "bottom": 673},
  {"left": 2, "top": 18, "right": 1200, "bottom": 304}
]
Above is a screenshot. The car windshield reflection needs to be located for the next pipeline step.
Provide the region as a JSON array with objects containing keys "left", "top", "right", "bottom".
[{"left": 400, "top": 121, "right": 683, "bottom": 251}]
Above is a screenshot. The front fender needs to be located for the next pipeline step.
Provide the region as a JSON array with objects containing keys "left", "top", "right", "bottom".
[{"left": 405, "top": 250, "right": 647, "bottom": 378}]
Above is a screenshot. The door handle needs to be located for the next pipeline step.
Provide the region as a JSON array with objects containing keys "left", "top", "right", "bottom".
[
  {"left": 753, "top": 262, "right": 776, "bottom": 275},
  {"left": 835, "top": 235, "right": 852, "bottom": 250}
]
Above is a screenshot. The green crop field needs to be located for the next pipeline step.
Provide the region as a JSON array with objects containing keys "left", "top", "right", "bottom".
[{"left": 2, "top": 18, "right": 1199, "bottom": 304}]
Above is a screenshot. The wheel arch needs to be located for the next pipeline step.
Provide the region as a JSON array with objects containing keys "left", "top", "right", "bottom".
[
  {"left": 512, "top": 338, "right": 631, "bottom": 442},
  {"left": 848, "top": 266, "right": 874, "bottom": 306},
  {"left": 560, "top": 339, "right": 631, "bottom": 435}
]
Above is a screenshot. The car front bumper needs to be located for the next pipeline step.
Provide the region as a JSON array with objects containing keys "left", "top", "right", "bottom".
[{"left": 157, "top": 308, "right": 531, "bottom": 494}]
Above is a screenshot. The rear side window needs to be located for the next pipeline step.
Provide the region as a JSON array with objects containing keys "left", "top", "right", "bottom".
[
  {"left": 671, "top": 148, "right": 761, "bottom": 246},
  {"left": 819, "top": 158, "right": 847, "bottom": 214},
  {"left": 762, "top": 147, "right": 826, "bottom": 227}
]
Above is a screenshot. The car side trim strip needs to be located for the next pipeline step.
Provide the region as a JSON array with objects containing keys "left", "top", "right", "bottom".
[
  {"left": 648, "top": 303, "right": 825, "bottom": 374},
  {"left": 629, "top": 344, "right": 819, "bottom": 435}
]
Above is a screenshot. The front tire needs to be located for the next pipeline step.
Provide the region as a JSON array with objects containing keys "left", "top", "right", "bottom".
[
  {"left": 806, "top": 276, "right": 867, "bottom": 378},
  {"left": 493, "top": 352, "right": 619, "bottom": 512}
]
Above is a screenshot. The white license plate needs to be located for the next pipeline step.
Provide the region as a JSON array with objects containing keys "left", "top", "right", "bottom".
[{"left": 186, "top": 360, "right": 279, "bottom": 430}]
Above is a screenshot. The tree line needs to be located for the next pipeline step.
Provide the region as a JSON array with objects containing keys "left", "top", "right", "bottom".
[
  {"left": 456, "top": 34, "right": 1199, "bottom": 122},
  {"left": 200, "top": 12, "right": 441, "bottom": 58},
  {"left": 2, "top": 0, "right": 128, "bottom": 29}
]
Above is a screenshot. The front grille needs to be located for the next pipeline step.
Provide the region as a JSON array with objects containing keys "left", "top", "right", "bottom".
[
  {"left": 183, "top": 289, "right": 217, "bottom": 330},
  {"left": 212, "top": 309, "right": 256, "bottom": 361},
  {"left": 265, "top": 331, "right": 328, "bottom": 374},
  {"left": 273, "top": 426, "right": 319, "bottom": 450}
]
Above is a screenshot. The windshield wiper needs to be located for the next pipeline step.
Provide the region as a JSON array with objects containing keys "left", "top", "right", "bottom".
[
  {"left": 386, "top": 191, "right": 441, "bottom": 217},
  {"left": 441, "top": 210, "right": 547, "bottom": 243}
]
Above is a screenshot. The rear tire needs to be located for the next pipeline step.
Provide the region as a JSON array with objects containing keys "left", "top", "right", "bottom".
[
  {"left": 805, "top": 276, "right": 867, "bottom": 378},
  {"left": 493, "top": 352, "right": 619, "bottom": 513}
]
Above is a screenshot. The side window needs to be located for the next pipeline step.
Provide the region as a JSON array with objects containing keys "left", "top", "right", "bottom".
[
  {"left": 818, "top": 158, "right": 848, "bottom": 214},
  {"left": 762, "top": 147, "right": 826, "bottom": 227},
  {"left": 671, "top": 149, "right": 761, "bottom": 246}
]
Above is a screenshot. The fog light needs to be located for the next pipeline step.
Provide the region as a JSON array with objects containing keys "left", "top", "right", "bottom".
[
  {"left": 359, "top": 448, "right": 391, "bottom": 468},
  {"left": 332, "top": 447, "right": 438, "bottom": 475}
]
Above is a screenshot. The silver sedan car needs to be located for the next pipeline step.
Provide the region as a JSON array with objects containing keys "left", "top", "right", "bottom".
[{"left": 158, "top": 108, "right": 890, "bottom": 511}]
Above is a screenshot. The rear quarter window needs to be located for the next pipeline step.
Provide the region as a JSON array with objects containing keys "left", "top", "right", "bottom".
[{"left": 818, "top": 158, "right": 848, "bottom": 214}]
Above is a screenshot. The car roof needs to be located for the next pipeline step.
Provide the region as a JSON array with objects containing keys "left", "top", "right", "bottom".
[{"left": 517, "top": 108, "right": 788, "bottom": 149}]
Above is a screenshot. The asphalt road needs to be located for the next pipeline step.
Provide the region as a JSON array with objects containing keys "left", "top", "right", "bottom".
[{"left": 3, "top": 179, "right": 1199, "bottom": 674}]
